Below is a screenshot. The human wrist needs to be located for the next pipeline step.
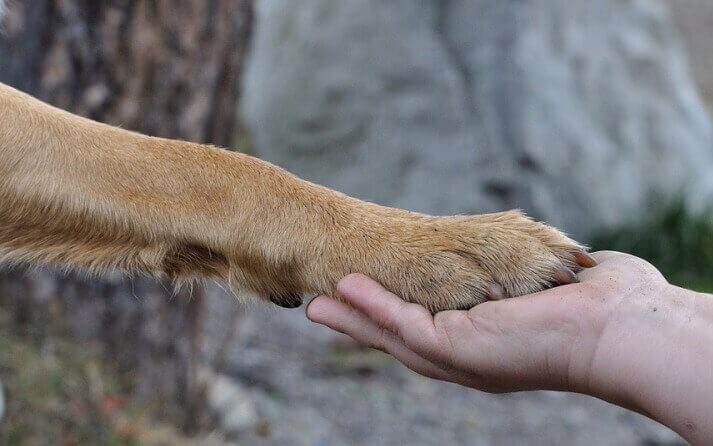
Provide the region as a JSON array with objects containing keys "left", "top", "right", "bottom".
[
  {"left": 583, "top": 283, "right": 713, "bottom": 442},
  {"left": 644, "top": 286, "right": 713, "bottom": 443}
]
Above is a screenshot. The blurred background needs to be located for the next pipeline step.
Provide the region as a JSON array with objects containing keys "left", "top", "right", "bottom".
[{"left": 0, "top": 0, "right": 712, "bottom": 444}]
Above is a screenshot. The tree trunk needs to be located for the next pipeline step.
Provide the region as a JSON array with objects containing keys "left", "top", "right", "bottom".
[{"left": 0, "top": 0, "right": 253, "bottom": 432}]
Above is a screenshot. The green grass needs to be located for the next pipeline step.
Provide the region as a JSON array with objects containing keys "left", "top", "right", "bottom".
[{"left": 589, "top": 201, "right": 713, "bottom": 292}]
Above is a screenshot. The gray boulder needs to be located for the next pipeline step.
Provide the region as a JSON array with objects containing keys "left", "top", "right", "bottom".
[
  {"left": 241, "top": 0, "right": 713, "bottom": 238},
  {"left": 671, "top": 0, "right": 713, "bottom": 107}
]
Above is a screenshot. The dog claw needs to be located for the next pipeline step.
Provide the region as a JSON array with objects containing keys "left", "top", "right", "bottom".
[
  {"left": 553, "top": 268, "right": 579, "bottom": 285},
  {"left": 574, "top": 251, "right": 597, "bottom": 268},
  {"left": 270, "top": 293, "right": 304, "bottom": 309}
]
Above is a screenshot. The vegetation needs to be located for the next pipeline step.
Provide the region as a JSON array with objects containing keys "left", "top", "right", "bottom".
[
  {"left": 0, "top": 317, "right": 191, "bottom": 446},
  {"left": 590, "top": 201, "right": 713, "bottom": 292}
]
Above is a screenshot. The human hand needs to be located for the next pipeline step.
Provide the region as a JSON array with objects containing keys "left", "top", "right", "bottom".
[{"left": 307, "top": 251, "right": 713, "bottom": 443}]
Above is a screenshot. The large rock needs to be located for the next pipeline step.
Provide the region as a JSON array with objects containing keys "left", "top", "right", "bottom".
[
  {"left": 242, "top": 0, "right": 713, "bottom": 238},
  {"left": 671, "top": 0, "right": 713, "bottom": 108}
]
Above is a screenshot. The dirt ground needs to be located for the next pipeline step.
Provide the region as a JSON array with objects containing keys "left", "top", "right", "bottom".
[{"left": 215, "top": 302, "right": 685, "bottom": 446}]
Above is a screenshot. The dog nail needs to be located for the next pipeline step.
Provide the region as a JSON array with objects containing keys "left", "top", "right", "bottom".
[
  {"left": 574, "top": 252, "right": 597, "bottom": 268},
  {"left": 553, "top": 268, "right": 579, "bottom": 285},
  {"left": 270, "top": 293, "right": 304, "bottom": 309}
]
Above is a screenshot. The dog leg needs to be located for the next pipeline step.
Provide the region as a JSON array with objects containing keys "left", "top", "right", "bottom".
[{"left": 0, "top": 83, "right": 592, "bottom": 312}]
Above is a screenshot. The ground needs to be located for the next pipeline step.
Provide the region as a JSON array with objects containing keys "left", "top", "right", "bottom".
[{"left": 215, "top": 304, "right": 684, "bottom": 446}]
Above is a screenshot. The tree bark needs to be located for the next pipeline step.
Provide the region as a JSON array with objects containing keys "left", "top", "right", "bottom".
[{"left": 0, "top": 0, "right": 253, "bottom": 432}]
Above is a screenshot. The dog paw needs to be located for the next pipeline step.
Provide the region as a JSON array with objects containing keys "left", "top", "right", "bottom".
[{"left": 346, "top": 210, "right": 594, "bottom": 313}]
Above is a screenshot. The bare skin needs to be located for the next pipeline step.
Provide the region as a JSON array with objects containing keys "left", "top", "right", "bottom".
[{"left": 307, "top": 251, "right": 713, "bottom": 445}]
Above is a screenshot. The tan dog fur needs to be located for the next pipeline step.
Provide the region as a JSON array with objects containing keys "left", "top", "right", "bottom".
[{"left": 0, "top": 82, "right": 591, "bottom": 313}]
